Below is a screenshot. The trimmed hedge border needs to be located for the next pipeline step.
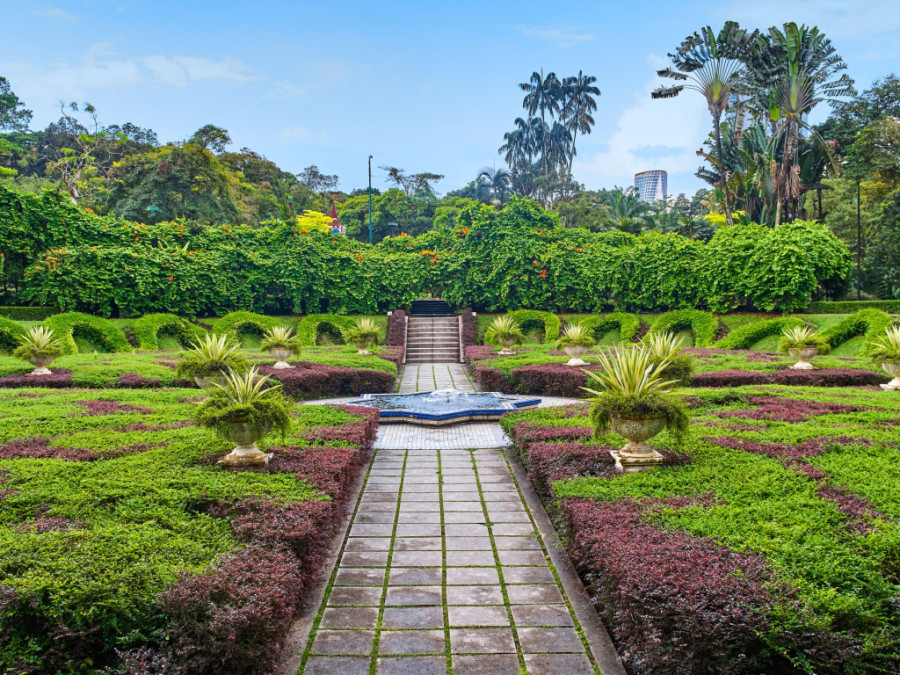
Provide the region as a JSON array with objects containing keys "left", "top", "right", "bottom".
[
  {"left": 460, "top": 308, "right": 476, "bottom": 348},
  {"left": 713, "top": 317, "right": 806, "bottom": 350},
  {"left": 0, "top": 315, "right": 27, "bottom": 352},
  {"left": 646, "top": 309, "right": 719, "bottom": 347},
  {"left": 133, "top": 313, "right": 207, "bottom": 350},
  {"left": 211, "top": 311, "right": 284, "bottom": 340},
  {"left": 690, "top": 368, "right": 889, "bottom": 388},
  {"left": 296, "top": 314, "right": 356, "bottom": 346},
  {"left": 259, "top": 361, "right": 395, "bottom": 399},
  {"left": 574, "top": 312, "right": 641, "bottom": 343},
  {"left": 820, "top": 309, "right": 895, "bottom": 356},
  {"left": 386, "top": 310, "right": 407, "bottom": 347},
  {"left": 0, "top": 306, "right": 54, "bottom": 321},
  {"left": 810, "top": 300, "right": 900, "bottom": 314},
  {"left": 507, "top": 310, "right": 561, "bottom": 343},
  {"left": 44, "top": 312, "right": 131, "bottom": 354}
]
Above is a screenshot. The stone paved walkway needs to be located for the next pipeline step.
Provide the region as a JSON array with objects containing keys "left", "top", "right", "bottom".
[
  {"left": 396, "top": 363, "right": 475, "bottom": 393},
  {"left": 299, "top": 446, "right": 600, "bottom": 674}
]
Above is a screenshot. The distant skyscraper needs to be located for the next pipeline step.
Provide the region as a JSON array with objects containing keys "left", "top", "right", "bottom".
[{"left": 634, "top": 170, "right": 667, "bottom": 203}]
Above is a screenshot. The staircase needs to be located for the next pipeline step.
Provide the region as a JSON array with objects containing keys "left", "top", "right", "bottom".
[
  {"left": 410, "top": 299, "right": 455, "bottom": 317},
  {"left": 405, "top": 315, "right": 461, "bottom": 363}
]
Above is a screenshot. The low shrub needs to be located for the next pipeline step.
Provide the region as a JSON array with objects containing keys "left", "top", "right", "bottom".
[
  {"left": 576, "top": 313, "right": 641, "bottom": 343},
  {"left": 386, "top": 309, "right": 407, "bottom": 346},
  {"left": 511, "top": 363, "right": 598, "bottom": 398},
  {"left": 295, "top": 314, "right": 356, "bottom": 346},
  {"left": 474, "top": 365, "right": 513, "bottom": 392},
  {"left": 0, "top": 306, "right": 54, "bottom": 321},
  {"left": 527, "top": 442, "right": 615, "bottom": 498},
  {"left": 0, "top": 368, "right": 73, "bottom": 388},
  {"left": 459, "top": 308, "right": 476, "bottom": 348},
  {"left": 810, "top": 300, "right": 900, "bottom": 314},
  {"left": 45, "top": 312, "right": 131, "bottom": 354},
  {"left": 690, "top": 368, "right": 889, "bottom": 388},
  {"left": 258, "top": 362, "right": 395, "bottom": 399},
  {"left": 133, "top": 313, "right": 207, "bottom": 350},
  {"left": 211, "top": 312, "right": 284, "bottom": 342},
  {"left": 714, "top": 317, "right": 806, "bottom": 350},
  {"left": 507, "top": 309, "right": 561, "bottom": 343},
  {"left": 0, "top": 316, "right": 27, "bottom": 352},
  {"left": 646, "top": 309, "right": 719, "bottom": 347},
  {"left": 561, "top": 498, "right": 777, "bottom": 674},
  {"left": 690, "top": 370, "right": 774, "bottom": 388},
  {"left": 820, "top": 309, "right": 894, "bottom": 355}
]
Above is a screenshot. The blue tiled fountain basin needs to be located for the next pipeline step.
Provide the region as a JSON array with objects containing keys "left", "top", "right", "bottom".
[{"left": 357, "top": 389, "right": 541, "bottom": 426}]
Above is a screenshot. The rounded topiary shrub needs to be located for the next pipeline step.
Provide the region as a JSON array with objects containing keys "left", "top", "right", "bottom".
[
  {"left": 0, "top": 316, "right": 27, "bottom": 353},
  {"left": 576, "top": 313, "right": 641, "bottom": 344},
  {"left": 507, "top": 310, "right": 561, "bottom": 344},
  {"left": 820, "top": 309, "right": 894, "bottom": 356},
  {"left": 44, "top": 312, "right": 131, "bottom": 354},
  {"left": 133, "top": 313, "right": 207, "bottom": 350},
  {"left": 296, "top": 314, "right": 356, "bottom": 346},
  {"left": 211, "top": 312, "right": 285, "bottom": 345},
  {"left": 713, "top": 317, "right": 806, "bottom": 350},
  {"left": 645, "top": 309, "right": 719, "bottom": 348}
]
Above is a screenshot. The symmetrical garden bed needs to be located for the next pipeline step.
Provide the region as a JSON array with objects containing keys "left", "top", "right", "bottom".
[
  {"left": 501, "top": 386, "right": 900, "bottom": 673},
  {"left": 0, "top": 388, "right": 377, "bottom": 673}
]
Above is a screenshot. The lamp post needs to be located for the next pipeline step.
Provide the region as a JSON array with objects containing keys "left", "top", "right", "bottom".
[
  {"left": 368, "top": 155, "right": 373, "bottom": 245},
  {"left": 856, "top": 177, "right": 862, "bottom": 300}
]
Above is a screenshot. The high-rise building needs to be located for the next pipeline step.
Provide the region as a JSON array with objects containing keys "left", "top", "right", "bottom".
[{"left": 634, "top": 170, "right": 667, "bottom": 203}]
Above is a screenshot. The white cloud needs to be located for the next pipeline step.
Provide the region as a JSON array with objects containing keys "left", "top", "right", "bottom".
[
  {"left": 264, "top": 80, "right": 310, "bottom": 99},
  {"left": 280, "top": 126, "right": 311, "bottom": 141},
  {"left": 33, "top": 7, "right": 77, "bottom": 22},
  {"left": 517, "top": 25, "right": 596, "bottom": 48},
  {"left": 263, "top": 61, "right": 352, "bottom": 99},
  {"left": 573, "top": 54, "right": 708, "bottom": 189},
  {"left": 0, "top": 48, "right": 257, "bottom": 101}
]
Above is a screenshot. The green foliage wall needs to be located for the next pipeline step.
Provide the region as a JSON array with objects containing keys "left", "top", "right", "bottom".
[{"left": 2, "top": 186, "right": 852, "bottom": 316}]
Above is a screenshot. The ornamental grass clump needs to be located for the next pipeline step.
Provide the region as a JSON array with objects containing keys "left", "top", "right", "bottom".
[
  {"left": 260, "top": 326, "right": 302, "bottom": 369},
  {"left": 645, "top": 331, "right": 694, "bottom": 386},
  {"left": 867, "top": 325, "right": 900, "bottom": 390},
  {"left": 485, "top": 315, "right": 525, "bottom": 354},
  {"left": 342, "top": 318, "right": 380, "bottom": 355},
  {"left": 584, "top": 346, "right": 689, "bottom": 459},
  {"left": 778, "top": 325, "right": 830, "bottom": 354},
  {"left": 195, "top": 367, "right": 292, "bottom": 466},
  {"left": 13, "top": 326, "right": 64, "bottom": 376},
  {"left": 175, "top": 333, "right": 249, "bottom": 386},
  {"left": 557, "top": 323, "right": 595, "bottom": 367}
]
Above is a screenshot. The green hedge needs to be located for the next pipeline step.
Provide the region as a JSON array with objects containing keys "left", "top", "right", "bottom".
[
  {"left": 809, "top": 300, "right": 900, "bottom": 314},
  {"left": 713, "top": 317, "right": 806, "bottom": 350},
  {"left": 820, "top": 309, "right": 895, "bottom": 356},
  {"left": 133, "top": 313, "right": 207, "bottom": 350},
  {"left": 645, "top": 310, "right": 719, "bottom": 347},
  {"left": 0, "top": 315, "right": 27, "bottom": 352},
  {"left": 211, "top": 312, "right": 285, "bottom": 340},
  {"left": 507, "top": 310, "right": 561, "bottom": 343},
  {"left": 0, "top": 306, "right": 53, "bottom": 321},
  {"left": 296, "top": 314, "right": 356, "bottom": 346},
  {"left": 574, "top": 313, "right": 641, "bottom": 343},
  {"left": 44, "top": 312, "right": 132, "bottom": 355}
]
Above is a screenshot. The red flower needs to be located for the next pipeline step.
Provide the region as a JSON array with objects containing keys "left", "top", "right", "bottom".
[{"left": 539, "top": 269, "right": 547, "bottom": 277}]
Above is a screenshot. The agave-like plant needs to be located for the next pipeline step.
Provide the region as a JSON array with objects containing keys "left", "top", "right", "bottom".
[
  {"left": 13, "top": 326, "right": 64, "bottom": 376},
  {"left": 583, "top": 346, "right": 677, "bottom": 399},
  {"left": 556, "top": 323, "right": 596, "bottom": 350},
  {"left": 869, "top": 325, "right": 900, "bottom": 365},
  {"left": 176, "top": 333, "right": 249, "bottom": 383},
  {"left": 485, "top": 316, "right": 525, "bottom": 354},
  {"left": 212, "top": 366, "right": 281, "bottom": 406},
  {"left": 644, "top": 331, "right": 685, "bottom": 360},
  {"left": 260, "top": 326, "right": 302, "bottom": 368},
  {"left": 343, "top": 318, "right": 381, "bottom": 354},
  {"left": 778, "top": 325, "right": 829, "bottom": 353}
]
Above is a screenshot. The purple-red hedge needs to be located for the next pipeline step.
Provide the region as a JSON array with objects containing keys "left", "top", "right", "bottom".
[
  {"left": 526, "top": 442, "right": 616, "bottom": 497},
  {"left": 474, "top": 366, "right": 514, "bottom": 393},
  {"left": 508, "top": 421, "right": 593, "bottom": 447},
  {"left": 510, "top": 363, "right": 600, "bottom": 398},
  {"left": 561, "top": 498, "right": 777, "bottom": 673},
  {"left": 714, "top": 395, "right": 870, "bottom": 423},
  {"left": 259, "top": 362, "right": 395, "bottom": 399},
  {"left": 460, "top": 308, "right": 476, "bottom": 348},
  {"left": 691, "top": 368, "right": 888, "bottom": 388},
  {"left": 386, "top": 309, "right": 407, "bottom": 346},
  {"left": 0, "top": 368, "right": 73, "bottom": 388}
]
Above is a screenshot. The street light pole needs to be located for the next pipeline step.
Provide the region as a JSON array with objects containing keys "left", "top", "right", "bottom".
[{"left": 368, "top": 155, "right": 373, "bottom": 245}]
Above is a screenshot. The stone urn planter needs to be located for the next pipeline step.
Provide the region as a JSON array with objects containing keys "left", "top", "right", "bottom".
[
  {"left": 608, "top": 411, "right": 668, "bottom": 473},
  {"left": 194, "top": 372, "right": 228, "bottom": 390},
  {"left": 498, "top": 339, "right": 518, "bottom": 356},
  {"left": 354, "top": 340, "right": 373, "bottom": 356},
  {"left": 268, "top": 348, "right": 294, "bottom": 369},
  {"left": 881, "top": 361, "right": 900, "bottom": 391},
  {"left": 788, "top": 347, "right": 818, "bottom": 370},
  {"left": 218, "top": 419, "right": 274, "bottom": 467},
  {"left": 27, "top": 356, "right": 54, "bottom": 376},
  {"left": 563, "top": 346, "right": 589, "bottom": 367}
]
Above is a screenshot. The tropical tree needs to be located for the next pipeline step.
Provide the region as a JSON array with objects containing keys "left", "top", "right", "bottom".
[
  {"left": 652, "top": 21, "right": 759, "bottom": 227},
  {"left": 520, "top": 70, "right": 560, "bottom": 175},
  {"left": 560, "top": 71, "right": 601, "bottom": 174},
  {"left": 475, "top": 167, "right": 512, "bottom": 204}
]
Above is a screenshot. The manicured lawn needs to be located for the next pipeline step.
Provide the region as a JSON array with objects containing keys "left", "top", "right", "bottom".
[
  {"left": 0, "top": 387, "right": 378, "bottom": 673},
  {"left": 501, "top": 385, "right": 900, "bottom": 673}
]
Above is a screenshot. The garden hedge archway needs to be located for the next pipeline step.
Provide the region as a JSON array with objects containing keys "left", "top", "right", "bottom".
[
  {"left": 575, "top": 313, "right": 641, "bottom": 344},
  {"left": 820, "top": 309, "right": 894, "bottom": 356},
  {"left": 507, "top": 310, "right": 561, "bottom": 344},
  {"left": 296, "top": 314, "right": 356, "bottom": 346},
  {"left": 44, "top": 312, "right": 131, "bottom": 354},
  {"left": 212, "top": 312, "right": 284, "bottom": 344},
  {"left": 645, "top": 309, "right": 719, "bottom": 348},
  {"left": 713, "top": 317, "right": 807, "bottom": 350},
  {"left": 133, "top": 313, "right": 207, "bottom": 350},
  {"left": 0, "top": 316, "right": 27, "bottom": 353}
]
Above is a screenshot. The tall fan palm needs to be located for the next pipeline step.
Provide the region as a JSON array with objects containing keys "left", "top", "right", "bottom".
[
  {"left": 561, "top": 71, "right": 601, "bottom": 174},
  {"left": 476, "top": 167, "right": 513, "bottom": 203},
  {"left": 520, "top": 70, "right": 561, "bottom": 174},
  {"left": 748, "top": 23, "right": 854, "bottom": 225},
  {"left": 652, "top": 21, "right": 758, "bottom": 227}
]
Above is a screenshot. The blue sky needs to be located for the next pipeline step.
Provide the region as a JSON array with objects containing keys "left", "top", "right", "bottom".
[{"left": 3, "top": 0, "right": 899, "bottom": 197}]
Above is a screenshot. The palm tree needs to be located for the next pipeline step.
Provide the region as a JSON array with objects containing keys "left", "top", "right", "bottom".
[
  {"left": 561, "top": 71, "right": 601, "bottom": 174},
  {"left": 476, "top": 167, "right": 513, "bottom": 204},
  {"left": 602, "top": 187, "right": 655, "bottom": 233},
  {"left": 520, "top": 70, "right": 561, "bottom": 175},
  {"left": 747, "top": 23, "right": 854, "bottom": 225},
  {"left": 652, "top": 21, "right": 758, "bottom": 227}
]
